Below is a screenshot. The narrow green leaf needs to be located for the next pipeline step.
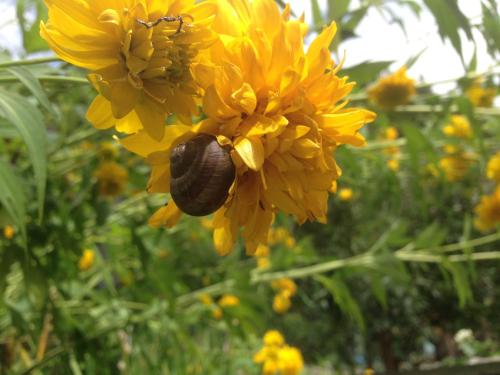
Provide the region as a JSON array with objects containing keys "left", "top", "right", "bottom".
[
  {"left": 442, "top": 260, "right": 473, "bottom": 308},
  {"left": 0, "top": 89, "right": 47, "bottom": 221},
  {"left": 0, "top": 158, "right": 27, "bottom": 242},
  {"left": 341, "top": 61, "right": 393, "bottom": 86},
  {"left": 404, "top": 47, "right": 427, "bottom": 70},
  {"left": 328, "top": 0, "right": 350, "bottom": 21},
  {"left": 16, "top": 0, "right": 49, "bottom": 53},
  {"left": 481, "top": 1, "right": 500, "bottom": 56},
  {"left": 7, "top": 67, "right": 56, "bottom": 117},
  {"left": 311, "top": 0, "right": 324, "bottom": 29},
  {"left": 414, "top": 223, "right": 447, "bottom": 248},
  {"left": 315, "top": 274, "right": 365, "bottom": 330}
]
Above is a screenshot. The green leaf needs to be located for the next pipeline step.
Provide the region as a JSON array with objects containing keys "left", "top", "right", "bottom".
[
  {"left": 404, "top": 47, "right": 427, "bottom": 70},
  {"left": 481, "top": 0, "right": 500, "bottom": 56},
  {"left": 0, "top": 158, "right": 27, "bottom": 243},
  {"left": 423, "top": 0, "right": 472, "bottom": 61},
  {"left": 414, "top": 223, "right": 447, "bottom": 249},
  {"left": 328, "top": 0, "right": 350, "bottom": 21},
  {"left": 315, "top": 274, "right": 365, "bottom": 330},
  {"left": 311, "top": 0, "right": 324, "bottom": 29},
  {"left": 442, "top": 260, "right": 473, "bottom": 308},
  {"left": 6, "top": 67, "right": 56, "bottom": 117},
  {"left": 0, "top": 89, "right": 47, "bottom": 221},
  {"left": 341, "top": 61, "right": 392, "bottom": 86},
  {"left": 16, "top": 0, "right": 49, "bottom": 53}
]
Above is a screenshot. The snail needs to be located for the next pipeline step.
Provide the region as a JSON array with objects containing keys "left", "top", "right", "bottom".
[{"left": 170, "top": 134, "right": 236, "bottom": 216}]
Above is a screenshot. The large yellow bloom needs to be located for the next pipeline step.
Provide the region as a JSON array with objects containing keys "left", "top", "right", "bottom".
[
  {"left": 368, "top": 66, "right": 416, "bottom": 109},
  {"left": 123, "top": 0, "right": 375, "bottom": 255},
  {"left": 41, "top": 0, "right": 217, "bottom": 140}
]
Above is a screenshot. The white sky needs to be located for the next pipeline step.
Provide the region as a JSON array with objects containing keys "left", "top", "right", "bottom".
[{"left": 0, "top": 0, "right": 496, "bottom": 94}]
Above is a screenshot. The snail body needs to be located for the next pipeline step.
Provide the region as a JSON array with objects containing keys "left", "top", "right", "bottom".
[{"left": 170, "top": 134, "right": 236, "bottom": 216}]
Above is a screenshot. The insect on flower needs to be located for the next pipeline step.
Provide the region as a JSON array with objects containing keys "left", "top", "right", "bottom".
[{"left": 136, "top": 14, "right": 193, "bottom": 34}]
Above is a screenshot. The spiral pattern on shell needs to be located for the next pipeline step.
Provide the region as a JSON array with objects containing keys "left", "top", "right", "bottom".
[{"left": 170, "top": 134, "right": 236, "bottom": 216}]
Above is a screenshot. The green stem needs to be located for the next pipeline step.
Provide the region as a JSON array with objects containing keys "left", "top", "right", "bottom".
[
  {"left": 0, "top": 56, "right": 61, "bottom": 69},
  {"left": 393, "top": 105, "right": 500, "bottom": 117},
  {"left": 410, "top": 231, "right": 500, "bottom": 254},
  {"left": 0, "top": 75, "right": 88, "bottom": 84}
]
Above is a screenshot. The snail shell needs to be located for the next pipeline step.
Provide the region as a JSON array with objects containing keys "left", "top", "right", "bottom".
[{"left": 170, "top": 134, "right": 236, "bottom": 216}]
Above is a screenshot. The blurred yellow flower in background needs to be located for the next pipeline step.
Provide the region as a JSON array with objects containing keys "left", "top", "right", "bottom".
[
  {"left": 199, "top": 294, "right": 213, "bottom": 306},
  {"left": 3, "top": 225, "right": 14, "bottom": 240},
  {"left": 385, "top": 127, "right": 399, "bottom": 140},
  {"left": 466, "top": 83, "right": 496, "bottom": 108},
  {"left": 79, "top": 249, "right": 95, "bottom": 271},
  {"left": 254, "top": 330, "right": 303, "bottom": 375},
  {"left": 443, "top": 144, "right": 460, "bottom": 155},
  {"left": 218, "top": 294, "right": 240, "bottom": 307},
  {"left": 442, "top": 115, "right": 472, "bottom": 139},
  {"left": 387, "top": 158, "right": 399, "bottom": 172},
  {"left": 271, "top": 278, "right": 297, "bottom": 314},
  {"left": 439, "top": 153, "right": 473, "bottom": 182},
  {"left": 368, "top": 66, "right": 416, "bottom": 109},
  {"left": 474, "top": 187, "right": 500, "bottom": 232},
  {"left": 123, "top": 0, "right": 375, "bottom": 256},
  {"left": 98, "top": 142, "right": 119, "bottom": 160},
  {"left": 338, "top": 188, "right": 354, "bottom": 201},
  {"left": 212, "top": 306, "right": 223, "bottom": 320},
  {"left": 486, "top": 152, "right": 500, "bottom": 182},
  {"left": 95, "top": 161, "right": 129, "bottom": 197},
  {"left": 41, "top": 0, "right": 217, "bottom": 140}
]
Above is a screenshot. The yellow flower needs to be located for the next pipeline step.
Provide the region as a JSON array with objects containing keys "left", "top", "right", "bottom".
[
  {"left": 486, "top": 152, "right": 500, "bottom": 182},
  {"left": 95, "top": 161, "right": 128, "bottom": 196},
  {"left": 3, "top": 225, "right": 14, "bottom": 240},
  {"left": 98, "top": 142, "right": 119, "bottom": 160},
  {"left": 338, "top": 187, "right": 353, "bottom": 201},
  {"left": 442, "top": 115, "right": 472, "bottom": 138},
  {"left": 385, "top": 127, "right": 399, "bottom": 140},
  {"left": 439, "top": 153, "right": 473, "bottom": 182},
  {"left": 364, "top": 369, "right": 375, "bottom": 375},
  {"left": 255, "top": 244, "right": 271, "bottom": 257},
  {"left": 474, "top": 187, "right": 500, "bottom": 232},
  {"left": 368, "top": 66, "right": 416, "bottom": 109},
  {"left": 41, "top": 0, "right": 217, "bottom": 140},
  {"left": 271, "top": 278, "right": 297, "bottom": 296},
  {"left": 466, "top": 84, "right": 496, "bottom": 108},
  {"left": 443, "top": 144, "right": 459, "bottom": 155},
  {"left": 122, "top": 0, "right": 375, "bottom": 255},
  {"left": 387, "top": 158, "right": 399, "bottom": 172},
  {"left": 79, "top": 249, "right": 95, "bottom": 271},
  {"left": 273, "top": 292, "right": 292, "bottom": 314},
  {"left": 212, "top": 306, "right": 223, "bottom": 319},
  {"left": 278, "top": 346, "right": 304, "bottom": 375},
  {"left": 263, "top": 330, "right": 285, "bottom": 348},
  {"left": 257, "top": 257, "right": 271, "bottom": 269},
  {"left": 199, "top": 293, "right": 213, "bottom": 306},
  {"left": 218, "top": 294, "right": 240, "bottom": 307}
]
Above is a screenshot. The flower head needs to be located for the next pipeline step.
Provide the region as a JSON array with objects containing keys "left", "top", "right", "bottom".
[
  {"left": 387, "top": 158, "right": 399, "bottom": 171},
  {"left": 95, "top": 161, "right": 129, "bottom": 196},
  {"left": 3, "top": 225, "right": 15, "bottom": 240},
  {"left": 442, "top": 115, "right": 472, "bottom": 139},
  {"left": 368, "top": 66, "right": 415, "bottom": 109},
  {"left": 255, "top": 331, "right": 303, "bottom": 375},
  {"left": 439, "top": 153, "right": 473, "bottom": 182},
  {"left": 79, "top": 249, "right": 95, "bottom": 271},
  {"left": 466, "top": 83, "right": 496, "bottom": 108},
  {"left": 41, "top": 0, "right": 217, "bottom": 140},
  {"left": 123, "top": 0, "right": 375, "bottom": 255},
  {"left": 474, "top": 186, "right": 500, "bottom": 232},
  {"left": 338, "top": 187, "right": 353, "bottom": 201},
  {"left": 218, "top": 294, "right": 240, "bottom": 307},
  {"left": 486, "top": 152, "right": 500, "bottom": 182}
]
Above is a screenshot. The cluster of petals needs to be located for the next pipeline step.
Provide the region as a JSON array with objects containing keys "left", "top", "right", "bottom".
[
  {"left": 41, "top": 0, "right": 218, "bottom": 140},
  {"left": 367, "top": 66, "right": 416, "bottom": 109},
  {"left": 123, "top": 0, "right": 375, "bottom": 255}
]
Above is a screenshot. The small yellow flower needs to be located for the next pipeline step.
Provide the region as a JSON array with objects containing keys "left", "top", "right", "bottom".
[
  {"left": 212, "top": 307, "right": 223, "bottom": 320},
  {"left": 218, "top": 294, "right": 240, "bottom": 307},
  {"left": 443, "top": 144, "right": 460, "bottom": 155},
  {"left": 199, "top": 294, "right": 213, "bottom": 306},
  {"left": 364, "top": 369, "right": 375, "bottom": 375},
  {"left": 466, "top": 84, "right": 496, "bottom": 108},
  {"left": 95, "top": 161, "right": 128, "bottom": 197},
  {"left": 474, "top": 187, "right": 500, "bottom": 232},
  {"left": 385, "top": 127, "right": 399, "bottom": 140},
  {"left": 387, "top": 159, "right": 399, "bottom": 172},
  {"left": 368, "top": 66, "right": 416, "bottom": 109},
  {"left": 271, "top": 278, "right": 298, "bottom": 296},
  {"left": 278, "top": 346, "right": 304, "bottom": 375},
  {"left": 442, "top": 115, "right": 472, "bottom": 138},
  {"left": 486, "top": 152, "right": 500, "bottom": 182},
  {"left": 273, "top": 292, "right": 292, "bottom": 314},
  {"left": 79, "top": 249, "right": 95, "bottom": 271},
  {"left": 338, "top": 188, "right": 354, "bottom": 201},
  {"left": 3, "top": 225, "right": 14, "bottom": 239},
  {"left": 98, "top": 142, "right": 119, "bottom": 160},
  {"left": 284, "top": 236, "right": 296, "bottom": 249},
  {"left": 257, "top": 257, "right": 271, "bottom": 269},
  {"left": 263, "top": 331, "right": 285, "bottom": 347},
  {"left": 439, "top": 153, "right": 473, "bottom": 181},
  {"left": 255, "top": 244, "right": 271, "bottom": 257}
]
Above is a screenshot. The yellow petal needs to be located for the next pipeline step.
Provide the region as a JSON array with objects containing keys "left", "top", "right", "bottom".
[
  {"left": 235, "top": 136, "right": 265, "bottom": 171},
  {"left": 134, "top": 96, "right": 166, "bottom": 141},
  {"left": 86, "top": 95, "right": 114, "bottom": 129},
  {"left": 121, "top": 125, "right": 191, "bottom": 157},
  {"left": 149, "top": 202, "right": 182, "bottom": 228},
  {"left": 110, "top": 81, "right": 140, "bottom": 119}
]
